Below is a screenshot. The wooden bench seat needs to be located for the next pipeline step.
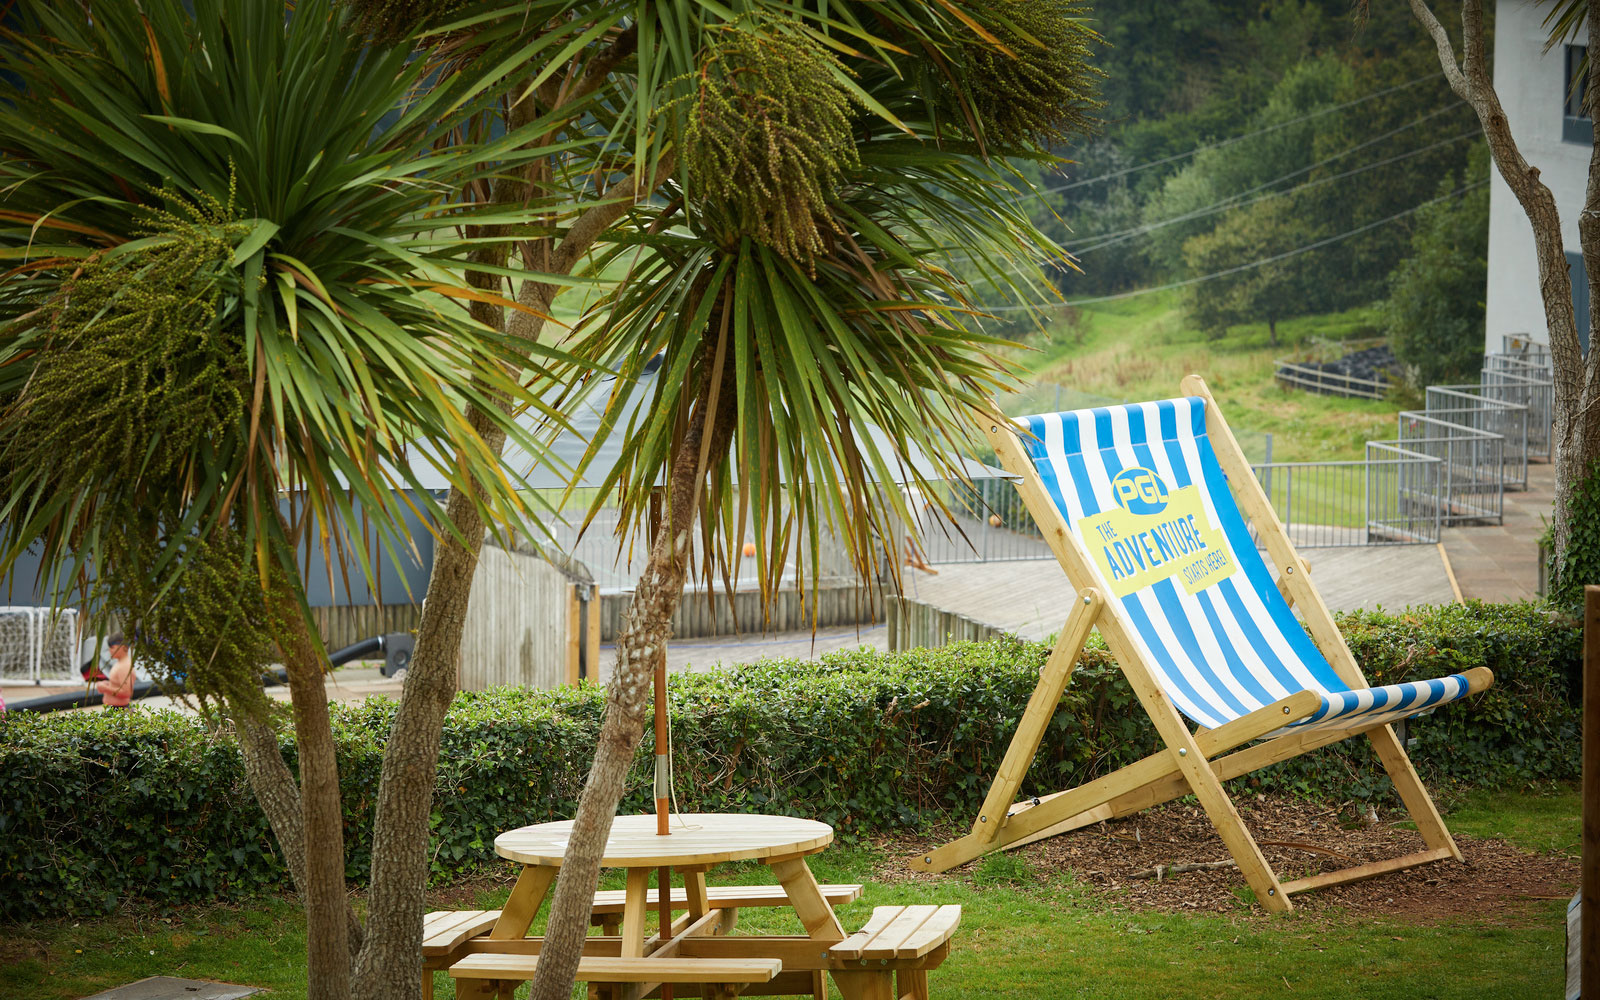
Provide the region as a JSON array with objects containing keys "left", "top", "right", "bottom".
[
  {"left": 591, "top": 882, "right": 862, "bottom": 915},
  {"left": 422, "top": 909, "right": 501, "bottom": 958},
  {"left": 830, "top": 904, "right": 962, "bottom": 961},
  {"left": 451, "top": 953, "right": 779, "bottom": 998},
  {"left": 828, "top": 905, "right": 962, "bottom": 1000},
  {"left": 421, "top": 886, "right": 860, "bottom": 997}
]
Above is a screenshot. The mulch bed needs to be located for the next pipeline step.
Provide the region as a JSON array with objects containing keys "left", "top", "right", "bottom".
[{"left": 892, "top": 795, "right": 1578, "bottom": 920}]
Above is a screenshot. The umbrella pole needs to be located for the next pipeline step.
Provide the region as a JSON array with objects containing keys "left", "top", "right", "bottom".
[
  {"left": 653, "top": 654, "right": 673, "bottom": 1000},
  {"left": 654, "top": 653, "right": 669, "bottom": 836}
]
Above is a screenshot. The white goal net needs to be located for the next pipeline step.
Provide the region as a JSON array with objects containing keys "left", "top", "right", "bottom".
[{"left": 0, "top": 607, "right": 80, "bottom": 685}]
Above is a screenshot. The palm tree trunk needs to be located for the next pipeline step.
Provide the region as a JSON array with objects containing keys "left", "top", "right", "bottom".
[
  {"left": 529, "top": 347, "right": 737, "bottom": 1000},
  {"left": 234, "top": 711, "right": 365, "bottom": 955},
  {"left": 264, "top": 571, "right": 350, "bottom": 1000}
]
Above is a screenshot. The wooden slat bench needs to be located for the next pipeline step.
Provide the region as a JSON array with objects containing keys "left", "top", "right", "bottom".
[
  {"left": 828, "top": 904, "right": 962, "bottom": 1000},
  {"left": 450, "top": 953, "right": 780, "bottom": 999},
  {"left": 421, "top": 884, "right": 862, "bottom": 997}
]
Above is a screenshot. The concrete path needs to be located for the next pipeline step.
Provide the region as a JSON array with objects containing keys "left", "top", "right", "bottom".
[
  {"left": 894, "top": 541, "right": 1461, "bottom": 643},
  {"left": 1439, "top": 459, "right": 1554, "bottom": 603}
]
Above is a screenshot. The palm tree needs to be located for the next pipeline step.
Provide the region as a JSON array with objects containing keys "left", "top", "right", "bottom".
[
  {"left": 502, "top": 6, "right": 1103, "bottom": 998},
  {"left": 0, "top": 1, "right": 569, "bottom": 995}
]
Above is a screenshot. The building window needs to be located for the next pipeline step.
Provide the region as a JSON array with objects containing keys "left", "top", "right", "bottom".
[{"left": 1566, "top": 45, "right": 1592, "bottom": 144}]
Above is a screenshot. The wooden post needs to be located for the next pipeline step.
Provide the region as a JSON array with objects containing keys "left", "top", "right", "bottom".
[
  {"left": 586, "top": 590, "right": 601, "bottom": 682},
  {"left": 566, "top": 585, "right": 582, "bottom": 687},
  {"left": 1584, "top": 585, "right": 1600, "bottom": 1000}
]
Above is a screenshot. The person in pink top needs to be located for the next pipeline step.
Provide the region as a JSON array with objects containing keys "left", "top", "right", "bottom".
[{"left": 96, "top": 632, "right": 135, "bottom": 709}]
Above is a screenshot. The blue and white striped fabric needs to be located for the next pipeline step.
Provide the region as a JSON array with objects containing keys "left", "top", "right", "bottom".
[{"left": 1018, "top": 397, "right": 1477, "bottom": 734}]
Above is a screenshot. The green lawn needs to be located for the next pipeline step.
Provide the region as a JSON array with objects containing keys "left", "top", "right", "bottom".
[
  {"left": 1, "top": 787, "right": 1576, "bottom": 1000},
  {"left": 1008, "top": 292, "right": 1405, "bottom": 465}
]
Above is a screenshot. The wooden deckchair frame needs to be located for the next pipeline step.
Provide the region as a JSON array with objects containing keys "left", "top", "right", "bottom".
[{"left": 912, "top": 375, "right": 1493, "bottom": 912}]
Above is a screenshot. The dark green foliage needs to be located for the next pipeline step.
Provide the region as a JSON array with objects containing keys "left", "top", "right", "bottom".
[
  {"left": 943, "top": 1, "right": 1102, "bottom": 150},
  {"left": 1029, "top": 1, "right": 1479, "bottom": 304},
  {"left": 1181, "top": 197, "right": 1321, "bottom": 345},
  {"left": 339, "top": 0, "right": 473, "bottom": 43},
  {"left": 1548, "top": 459, "right": 1600, "bottom": 610},
  {"left": 1383, "top": 171, "right": 1489, "bottom": 388},
  {"left": 675, "top": 22, "right": 860, "bottom": 263},
  {"left": 0, "top": 602, "right": 1574, "bottom": 920}
]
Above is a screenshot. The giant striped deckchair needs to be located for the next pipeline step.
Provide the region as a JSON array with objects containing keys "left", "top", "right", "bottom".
[{"left": 913, "top": 376, "right": 1493, "bottom": 912}]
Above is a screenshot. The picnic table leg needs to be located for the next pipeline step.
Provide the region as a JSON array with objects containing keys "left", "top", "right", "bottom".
[
  {"left": 770, "top": 858, "right": 845, "bottom": 941},
  {"left": 457, "top": 864, "right": 557, "bottom": 1000},
  {"left": 771, "top": 857, "right": 856, "bottom": 1000},
  {"left": 620, "top": 867, "right": 653, "bottom": 957}
]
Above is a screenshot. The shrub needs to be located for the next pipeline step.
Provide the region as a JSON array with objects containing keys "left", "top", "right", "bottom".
[{"left": 0, "top": 601, "right": 1576, "bottom": 920}]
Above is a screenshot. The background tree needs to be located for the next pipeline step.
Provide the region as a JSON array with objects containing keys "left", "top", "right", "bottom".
[
  {"left": 1397, "top": 0, "right": 1600, "bottom": 594},
  {"left": 0, "top": 2, "right": 570, "bottom": 997},
  {"left": 1181, "top": 197, "right": 1323, "bottom": 345},
  {"left": 1383, "top": 166, "right": 1490, "bottom": 387}
]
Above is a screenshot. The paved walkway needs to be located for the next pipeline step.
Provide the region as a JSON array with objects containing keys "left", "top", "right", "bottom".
[
  {"left": 1439, "top": 459, "right": 1554, "bottom": 603},
  {"left": 2, "top": 465, "right": 1549, "bottom": 713},
  {"left": 895, "top": 542, "right": 1461, "bottom": 643}
]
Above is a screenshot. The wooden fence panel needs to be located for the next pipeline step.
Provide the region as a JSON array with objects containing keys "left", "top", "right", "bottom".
[{"left": 458, "top": 544, "right": 574, "bottom": 691}]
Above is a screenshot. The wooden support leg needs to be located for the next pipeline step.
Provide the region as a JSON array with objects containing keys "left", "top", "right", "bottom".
[
  {"left": 915, "top": 690, "right": 1321, "bottom": 872},
  {"left": 1365, "top": 722, "right": 1463, "bottom": 860},
  {"left": 969, "top": 590, "right": 1102, "bottom": 843},
  {"left": 458, "top": 864, "right": 557, "bottom": 1000},
  {"left": 620, "top": 867, "right": 652, "bottom": 957},
  {"left": 684, "top": 869, "right": 710, "bottom": 920},
  {"left": 1093, "top": 617, "right": 1291, "bottom": 912},
  {"left": 896, "top": 969, "right": 929, "bottom": 1000},
  {"left": 770, "top": 858, "right": 845, "bottom": 942},
  {"left": 833, "top": 971, "right": 896, "bottom": 1000}
]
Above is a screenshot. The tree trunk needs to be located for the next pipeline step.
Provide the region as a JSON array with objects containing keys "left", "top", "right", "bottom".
[
  {"left": 349, "top": 394, "right": 514, "bottom": 999},
  {"left": 235, "top": 711, "right": 365, "bottom": 955},
  {"left": 1565, "top": 0, "right": 1600, "bottom": 584},
  {"left": 1408, "top": 0, "right": 1589, "bottom": 564},
  {"left": 529, "top": 340, "right": 737, "bottom": 1000},
  {"left": 350, "top": 166, "right": 671, "bottom": 1000},
  {"left": 1267, "top": 316, "right": 1277, "bottom": 348},
  {"left": 350, "top": 49, "right": 661, "bottom": 999},
  {"left": 264, "top": 572, "right": 350, "bottom": 1000}
]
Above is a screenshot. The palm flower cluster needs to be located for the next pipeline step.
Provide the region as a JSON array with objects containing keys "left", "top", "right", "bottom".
[
  {"left": 675, "top": 22, "right": 860, "bottom": 264},
  {"left": 339, "top": 0, "right": 473, "bottom": 43},
  {"left": 941, "top": 0, "right": 1102, "bottom": 150},
  {"left": 2, "top": 196, "right": 251, "bottom": 526},
  {"left": 0, "top": 192, "right": 282, "bottom": 708},
  {"left": 98, "top": 516, "right": 284, "bottom": 716}
]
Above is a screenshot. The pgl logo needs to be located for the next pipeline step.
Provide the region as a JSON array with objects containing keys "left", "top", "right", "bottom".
[{"left": 1111, "top": 467, "right": 1169, "bottom": 515}]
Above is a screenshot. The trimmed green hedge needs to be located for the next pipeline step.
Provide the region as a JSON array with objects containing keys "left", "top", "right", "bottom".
[{"left": 0, "top": 601, "right": 1578, "bottom": 921}]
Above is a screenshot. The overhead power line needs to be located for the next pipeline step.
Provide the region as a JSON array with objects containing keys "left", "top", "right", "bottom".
[
  {"left": 985, "top": 178, "right": 1489, "bottom": 312},
  {"left": 1042, "top": 75, "right": 1441, "bottom": 194},
  {"left": 1069, "top": 127, "right": 1479, "bottom": 257}
]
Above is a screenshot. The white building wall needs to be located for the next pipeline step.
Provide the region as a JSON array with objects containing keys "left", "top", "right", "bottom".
[{"left": 1486, "top": 0, "right": 1589, "bottom": 352}]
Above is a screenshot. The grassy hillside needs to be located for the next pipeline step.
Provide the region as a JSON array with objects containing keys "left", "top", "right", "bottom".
[{"left": 1006, "top": 292, "right": 1404, "bottom": 464}]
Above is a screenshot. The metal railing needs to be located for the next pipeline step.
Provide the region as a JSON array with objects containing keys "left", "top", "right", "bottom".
[
  {"left": 1390, "top": 418, "right": 1505, "bottom": 524},
  {"left": 1480, "top": 360, "right": 1553, "bottom": 462},
  {"left": 1250, "top": 446, "right": 1442, "bottom": 548},
  {"left": 1419, "top": 391, "right": 1530, "bottom": 489},
  {"left": 919, "top": 477, "right": 1056, "bottom": 564}
]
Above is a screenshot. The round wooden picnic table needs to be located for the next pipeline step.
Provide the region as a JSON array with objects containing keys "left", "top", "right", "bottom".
[
  {"left": 453, "top": 814, "right": 848, "bottom": 1000},
  {"left": 494, "top": 812, "right": 834, "bottom": 868}
]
